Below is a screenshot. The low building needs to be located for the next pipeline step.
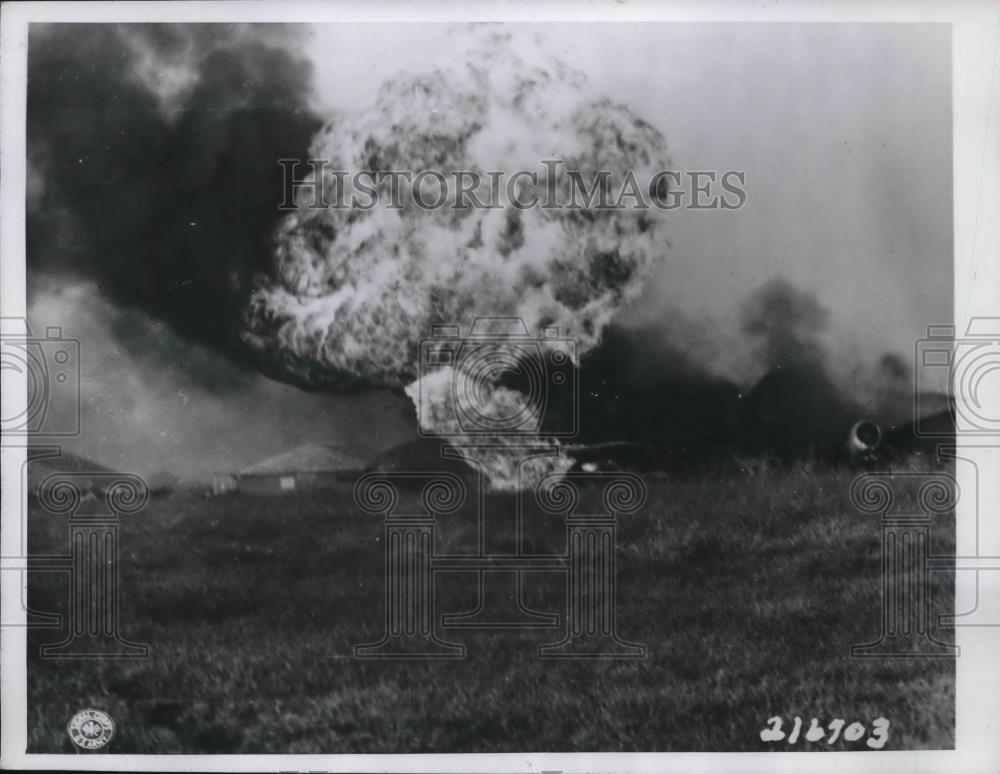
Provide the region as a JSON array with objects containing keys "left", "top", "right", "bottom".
[
  {"left": 26, "top": 446, "right": 114, "bottom": 500},
  {"left": 235, "top": 443, "right": 366, "bottom": 495},
  {"left": 211, "top": 475, "right": 238, "bottom": 496}
]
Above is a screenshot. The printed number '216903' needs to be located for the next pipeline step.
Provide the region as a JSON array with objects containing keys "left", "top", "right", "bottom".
[{"left": 760, "top": 716, "right": 890, "bottom": 748}]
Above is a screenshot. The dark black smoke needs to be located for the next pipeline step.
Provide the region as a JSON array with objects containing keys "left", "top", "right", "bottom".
[
  {"left": 862, "top": 351, "right": 917, "bottom": 427},
  {"left": 878, "top": 352, "right": 908, "bottom": 384},
  {"left": 738, "top": 280, "right": 860, "bottom": 458},
  {"left": 574, "top": 323, "right": 743, "bottom": 456},
  {"left": 27, "top": 24, "right": 320, "bottom": 380},
  {"left": 24, "top": 27, "right": 885, "bottom": 468},
  {"left": 533, "top": 319, "right": 743, "bottom": 473},
  {"left": 739, "top": 367, "right": 859, "bottom": 459},
  {"left": 561, "top": 281, "right": 869, "bottom": 466},
  {"left": 740, "top": 277, "right": 829, "bottom": 371}
]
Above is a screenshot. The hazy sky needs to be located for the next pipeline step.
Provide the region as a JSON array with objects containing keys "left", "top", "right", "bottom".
[{"left": 27, "top": 22, "right": 952, "bottom": 477}]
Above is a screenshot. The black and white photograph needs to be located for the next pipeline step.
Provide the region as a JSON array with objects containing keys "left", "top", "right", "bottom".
[{"left": 1, "top": 2, "right": 999, "bottom": 771}]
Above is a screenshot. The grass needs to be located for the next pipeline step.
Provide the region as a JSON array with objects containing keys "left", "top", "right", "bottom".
[{"left": 25, "top": 462, "right": 955, "bottom": 753}]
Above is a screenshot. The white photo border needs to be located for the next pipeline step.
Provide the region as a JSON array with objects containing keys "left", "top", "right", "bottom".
[{"left": 2, "top": 1, "right": 998, "bottom": 772}]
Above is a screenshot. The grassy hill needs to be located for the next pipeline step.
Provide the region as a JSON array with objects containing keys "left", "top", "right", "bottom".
[{"left": 26, "top": 463, "right": 955, "bottom": 752}]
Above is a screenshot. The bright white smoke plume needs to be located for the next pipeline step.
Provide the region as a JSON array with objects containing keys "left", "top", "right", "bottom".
[{"left": 245, "top": 29, "right": 670, "bottom": 489}]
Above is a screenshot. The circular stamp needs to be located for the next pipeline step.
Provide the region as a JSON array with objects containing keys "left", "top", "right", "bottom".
[{"left": 67, "top": 708, "right": 115, "bottom": 750}]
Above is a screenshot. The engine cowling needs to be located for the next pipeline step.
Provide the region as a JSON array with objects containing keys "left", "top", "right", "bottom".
[{"left": 846, "top": 419, "right": 882, "bottom": 465}]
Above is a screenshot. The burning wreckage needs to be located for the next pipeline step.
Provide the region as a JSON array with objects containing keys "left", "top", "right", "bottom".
[
  {"left": 26, "top": 26, "right": 945, "bottom": 495},
  {"left": 235, "top": 31, "right": 947, "bottom": 489},
  {"left": 242, "top": 31, "right": 673, "bottom": 491}
]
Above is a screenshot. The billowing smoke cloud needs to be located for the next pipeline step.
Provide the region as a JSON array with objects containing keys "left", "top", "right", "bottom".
[
  {"left": 858, "top": 351, "right": 921, "bottom": 428},
  {"left": 738, "top": 279, "right": 861, "bottom": 456},
  {"left": 25, "top": 24, "right": 947, "bottom": 481},
  {"left": 574, "top": 319, "right": 743, "bottom": 456},
  {"left": 245, "top": 29, "right": 670, "bottom": 488},
  {"left": 567, "top": 283, "right": 933, "bottom": 465},
  {"left": 27, "top": 23, "right": 320, "bottom": 364},
  {"left": 740, "top": 278, "right": 830, "bottom": 372}
]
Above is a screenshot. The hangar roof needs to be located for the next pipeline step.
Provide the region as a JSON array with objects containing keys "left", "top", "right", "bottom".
[{"left": 240, "top": 443, "right": 367, "bottom": 476}]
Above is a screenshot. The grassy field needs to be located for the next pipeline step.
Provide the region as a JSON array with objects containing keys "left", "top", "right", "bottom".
[{"left": 25, "top": 462, "right": 955, "bottom": 753}]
